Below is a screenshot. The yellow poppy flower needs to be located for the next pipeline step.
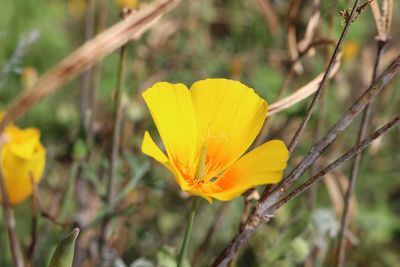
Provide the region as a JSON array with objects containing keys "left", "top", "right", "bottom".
[
  {"left": 0, "top": 113, "right": 46, "bottom": 205},
  {"left": 141, "top": 79, "right": 289, "bottom": 202},
  {"left": 115, "top": 0, "right": 139, "bottom": 9}
]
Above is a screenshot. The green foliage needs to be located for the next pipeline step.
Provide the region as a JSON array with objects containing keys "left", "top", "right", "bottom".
[{"left": 0, "top": 0, "right": 400, "bottom": 266}]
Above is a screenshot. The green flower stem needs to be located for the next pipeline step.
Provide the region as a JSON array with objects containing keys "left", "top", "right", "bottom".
[{"left": 177, "top": 198, "right": 199, "bottom": 267}]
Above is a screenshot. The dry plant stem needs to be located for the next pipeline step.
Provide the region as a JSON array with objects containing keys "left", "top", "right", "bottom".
[
  {"left": 100, "top": 42, "right": 128, "bottom": 256},
  {"left": 336, "top": 39, "right": 387, "bottom": 267},
  {"left": 0, "top": 0, "right": 180, "bottom": 132},
  {"left": 27, "top": 174, "right": 39, "bottom": 263},
  {"left": 80, "top": 0, "right": 96, "bottom": 136},
  {"left": 288, "top": 0, "right": 360, "bottom": 154},
  {"left": 212, "top": 113, "right": 400, "bottom": 267},
  {"left": 87, "top": 0, "right": 108, "bottom": 146},
  {"left": 255, "top": 0, "right": 279, "bottom": 37},
  {"left": 267, "top": 58, "right": 340, "bottom": 116},
  {"left": 271, "top": 114, "right": 400, "bottom": 212},
  {"left": 0, "top": 171, "right": 24, "bottom": 267},
  {"left": 260, "top": 54, "right": 400, "bottom": 219},
  {"left": 211, "top": 55, "right": 400, "bottom": 267}
]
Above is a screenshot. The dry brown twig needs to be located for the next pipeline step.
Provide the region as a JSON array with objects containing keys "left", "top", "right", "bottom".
[
  {"left": 288, "top": 0, "right": 361, "bottom": 154},
  {"left": 336, "top": 1, "right": 393, "bottom": 265},
  {"left": 298, "top": 0, "right": 321, "bottom": 53},
  {"left": 287, "top": 0, "right": 303, "bottom": 74},
  {"left": 254, "top": 0, "right": 279, "bottom": 38},
  {"left": 0, "top": 1, "right": 180, "bottom": 266},
  {"left": 268, "top": 57, "right": 341, "bottom": 115},
  {"left": 370, "top": 0, "right": 392, "bottom": 42},
  {"left": 0, "top": 0, "right": 181, "bottom": 132},
  {"left": 0, "top": 142, "right": 24, "bottom": 267},
  {"left": 270, "top": 113, "right": 400, "bottom": 212},
  {"left": 212, "top": 53, "right": 400, "bottom": 266},
  {"left": 211, "top": 0, "right": 400, "bottom": 258}
]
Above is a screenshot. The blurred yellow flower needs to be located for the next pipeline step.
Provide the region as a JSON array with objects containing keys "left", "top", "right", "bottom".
[
  {"left": 342, "top": 40, "right": 360, "bottom": 61},
  {"left": 68, "top": 0, "right": 87, "bottom": 18},
  {"left": 115, "top": 0, "right": 139, "bottom": 9},
  {"left": 21, "top": 66, "right": 38, "bottom": 89},
  {"left": 0, "top": 113, "right": 46, "bottom": 205},
  {"left": 141, "top": 78, "right": 289, "bottom": 202}
]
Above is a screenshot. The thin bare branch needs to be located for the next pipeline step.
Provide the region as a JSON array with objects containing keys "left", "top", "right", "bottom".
[
  {"left": 0, "top": 0, "right": 181, "bottom": 132},
  {"left": 0, "top": 170, "right": 25, "bottom": 267},
  {"left": 211, "top": 54, "right": 400, "bottom": 267},
  {"left": 336, "top": 28, "right": 389, "bottom": 267},
  {"left": 270, "top": 113, "right": 400, "bottom": 212},
  {"left": 268, "top": 58, "right": 340, "bottom": 115},
  {"left": 99, "top": 34, "right": 129, "bottom": 262},
  {"left": 288, "top": 0, "right": 360, "bottom": 153}
]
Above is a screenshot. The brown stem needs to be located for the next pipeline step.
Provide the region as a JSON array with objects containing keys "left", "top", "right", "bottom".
[
  {"left": 0, "top": 0, "right": 181, "bottom": 133},
  {"left": 270, "top": 114, "right": 400, "bottom": 212},
  {"left": 288, "top": 0, "right": 360, "bottom": 154},
  {"left": 260, "top": 54, "right": 400, "bottom": 216},
  {"left": 336, "top": 39, "right": 387, "bottom": 267},
  {"left": 27, "top": 173, "right": 39, "bottom": 264},
  {"left": 0, "top": 170, "right": 25, "bottom": 267},
  {"left": 211, "top": 54, "right": 400, "bottom": 267},
  {"left": 79, "top": 0, "right": 96, "bottom": 140}
]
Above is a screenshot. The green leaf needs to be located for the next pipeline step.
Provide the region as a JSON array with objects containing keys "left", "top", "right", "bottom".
[{"left": 48, "top": 228, "right": 80, "bottom": 267}]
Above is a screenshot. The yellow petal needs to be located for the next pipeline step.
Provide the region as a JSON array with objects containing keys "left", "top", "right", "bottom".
[
  {"left": 142, "top": 82, "right": 198, "bottom": 170},
  {"left": 209, "top": 140, "right": 288, "bottom": 201},
  {"left": 1, "top": 141, "right": 46, "bottom": 205},
  {"left": 142, "top": 131, "right": 169, "bottom": 165},
  {"left": 190, "top": 78, "right": 267, "bottom": 179},
  {"left": 5, "top": 127, "right": 40, "bottom": 159},
  {"left": 141, "top": 131, "right": 190, "bottom": 190}
]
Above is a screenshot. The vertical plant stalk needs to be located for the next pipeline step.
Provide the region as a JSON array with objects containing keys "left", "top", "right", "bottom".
[
  {"left": 211, "top": 54, "right": 400, "bottom": 267},
  {"left": 27, "top": 173, "right": 39, "bottom": 263},
  {"left": 288, "top": 0, "right": 360, "bottom": 153},
  {"left": 87, "top": 0, "right": 108, "bottom": 146},
  {"left": 0, "top": 170, "right": 24, "bottom": 267},
  {"left": 100, "top": 25, "right": 127, "bottom": 257},
  {"left": 99, "top": 38, "right": 128, "bottom": 256},
  {"left": 336, "top": 39, "right": 387, "bottom": 267},
  {"left": 270, "top": 113, "right": 400, "bottom": 212},
  {"left": 177, "top": 198, "right": 199, "bottom": 267},
  {"left": 79, "top": 0, "right": 96, "bottom": 140}
]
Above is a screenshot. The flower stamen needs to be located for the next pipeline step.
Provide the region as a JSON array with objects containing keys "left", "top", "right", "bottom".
[{"left": 195, "top": 144, "right": 207, "bottom": 181}]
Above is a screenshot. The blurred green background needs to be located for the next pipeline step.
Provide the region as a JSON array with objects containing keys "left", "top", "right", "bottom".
[{"left": 1, "top": 0, "right": 400, "bottom": 266}]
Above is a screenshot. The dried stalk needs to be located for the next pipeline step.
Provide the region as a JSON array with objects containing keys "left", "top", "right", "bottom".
[
  {"left": 99, "top": 39, "right": 128, "bottom": 260},
  {"left": 270, "top": 114, "right": 400, "bottom": 212},
  {"left": 288, "top": 0, "right": 360, "bottom": 153},
  {"left": 0, "top": 170, "right": 24, "bottom": 267},
  {"left": 211, "top": 54, "right": 400, "bottom": 267},
  {"left": 0, "top": 0, "right": 181, "bottom": 132},
  {"left": 254, "top": 0, "right": 279, "bottom": 37},
  {"left": 336, "top": 10, "right": 391, "bottom": 267},
  {"left": 79, "top": 0, "right": 96, "bottom": 137},
  {"left": 268, "top": 58, "right": 340, "bottom": 115},
  {"left": 27, "top": 174, "right": 39, "bottom": 264}
]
